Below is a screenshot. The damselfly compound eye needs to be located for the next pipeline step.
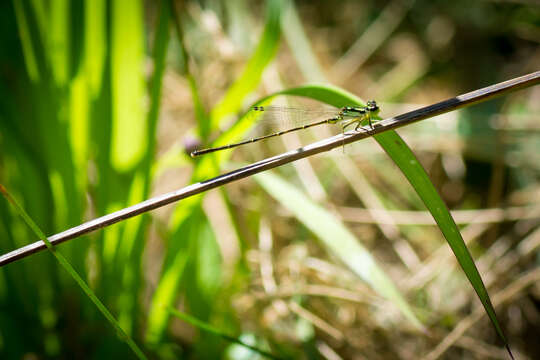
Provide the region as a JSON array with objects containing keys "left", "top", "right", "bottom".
[{"left": 367, "top": 100, "right": 379, "bottom": 111}]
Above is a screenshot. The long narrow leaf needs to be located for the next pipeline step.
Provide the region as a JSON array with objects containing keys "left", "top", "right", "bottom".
[
  {"left": 374, "top": 130, "right": 510, "bottom": 347},
  {"left": 0, "top": 184, "right": 147, "bottom": 360},
  {"left": 263, "top": 84, "right": 511, "bottom": 352},
  {"left": 146, "top": 0, "right": 284, "bottom": 345},
  {"left": 110, "top": 0, "right": 146, "bottom": 171},
  {"left": 168, "top": 307, "right": 281, "bottom": 360},
  {"left": 209, "top": 0, "right": 282, "bottom": 129},
  {"left": 255, "top": 171, "right": 423, "bottom": 329}
]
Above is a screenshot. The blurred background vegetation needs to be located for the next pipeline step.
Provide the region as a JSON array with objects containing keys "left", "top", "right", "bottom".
[{"left": 0, "top": 0, "right": 539, "bottom": 358}]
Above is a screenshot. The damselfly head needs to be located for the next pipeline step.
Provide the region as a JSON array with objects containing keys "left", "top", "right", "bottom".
[{"left": 366, "top": 100, "right": 379, "bottom": 113}]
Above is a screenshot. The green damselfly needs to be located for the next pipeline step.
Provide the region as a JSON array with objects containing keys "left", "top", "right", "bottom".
[{"left": 190, "top": 100, "right": 380, "bottom": 157}]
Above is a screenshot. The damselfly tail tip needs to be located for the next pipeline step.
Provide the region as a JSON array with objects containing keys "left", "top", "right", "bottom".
[{"left": 184, "top": 136, "right": 203, "bottom": 158}]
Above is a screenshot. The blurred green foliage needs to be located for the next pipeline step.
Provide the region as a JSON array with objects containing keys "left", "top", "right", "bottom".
[{"left": 0, "top": 0, "right": 538, "bottom": 358}]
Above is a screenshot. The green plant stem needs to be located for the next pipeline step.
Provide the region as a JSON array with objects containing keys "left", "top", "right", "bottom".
[{"left": 167, "top": 307, "right": 284, "bottom": 359}]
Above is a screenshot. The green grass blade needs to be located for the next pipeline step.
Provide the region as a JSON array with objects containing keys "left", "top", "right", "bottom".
[
  {"left": 146, "top": 0, "right": 283, "bottom": 344},
  {"left": 168, "top": 0, "right": 209, "bottom": 137},
  {"left": 281, "top": 0, "right": 326, "bottom": 82},
  {"left": 276, "top": 83, "right": 362, "bottom": 107},
  {"left": 258, "top": 83, "right": 511, "bottom": 351},
  {"left": 110, "top": 0, "right": 147, "bottom": 171},
  {"left": 254, "top": 171, "right": 423, "bottom": 329},
  {"left": 12, "top": 0, "right": 39, "bottom": 81},
  {"left": 49, "top": 0, "right": 69, "bottom": 86},
  {"left": 146, "top": 205, "right": 202, "bottom": 344},
  {"left": 209, "top": 0, "right": 282, "bottom": 129},
  {"left": 183, "top": 217, "right": 222, "bottom": 320},
  {"left": 83, "top": 0, "right": 106, "bottom": 96},
  {"left": 0, "top": 184, "right": 147, "bottom": 360},
  {"left": 69, "top": 72, "right": 89, "bottom": 193},
  {"left": 117, "top": 0, "right": 171, "bottom": 335},
  {"left": 168, "top": 308, "right": 282, "bottom": 360},
  {"left": 374, "top": 130, "right": 510, "bottom": 347}
]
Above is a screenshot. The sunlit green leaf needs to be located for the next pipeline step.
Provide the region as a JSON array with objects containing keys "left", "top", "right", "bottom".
[
  {"left": 209, "top": 0, "right": 282, "bottom": 129},
  {"left": 110, "top": 0, "right": 146, "bottom": 171},
  {"left": 255, "top": 171, "right": 423, "bottom": 329},
  {"left": 265, "top": 83, "right": 509, "bottom": 347}
]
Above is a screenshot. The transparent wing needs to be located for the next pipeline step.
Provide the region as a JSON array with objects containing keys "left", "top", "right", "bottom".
[
  {"left": 245, "top": 105, "right": 355, "bottom": 129},
  {"left": 192, "top": 105, "right": 371, "bottom": 156},
  {"left": 250, "top": 105, "right": 339, "bottom": 115}
]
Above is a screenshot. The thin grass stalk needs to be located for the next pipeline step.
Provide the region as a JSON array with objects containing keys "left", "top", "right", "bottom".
[{"left": 0, "top": 71, "right": 538, "bottom": 266}]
